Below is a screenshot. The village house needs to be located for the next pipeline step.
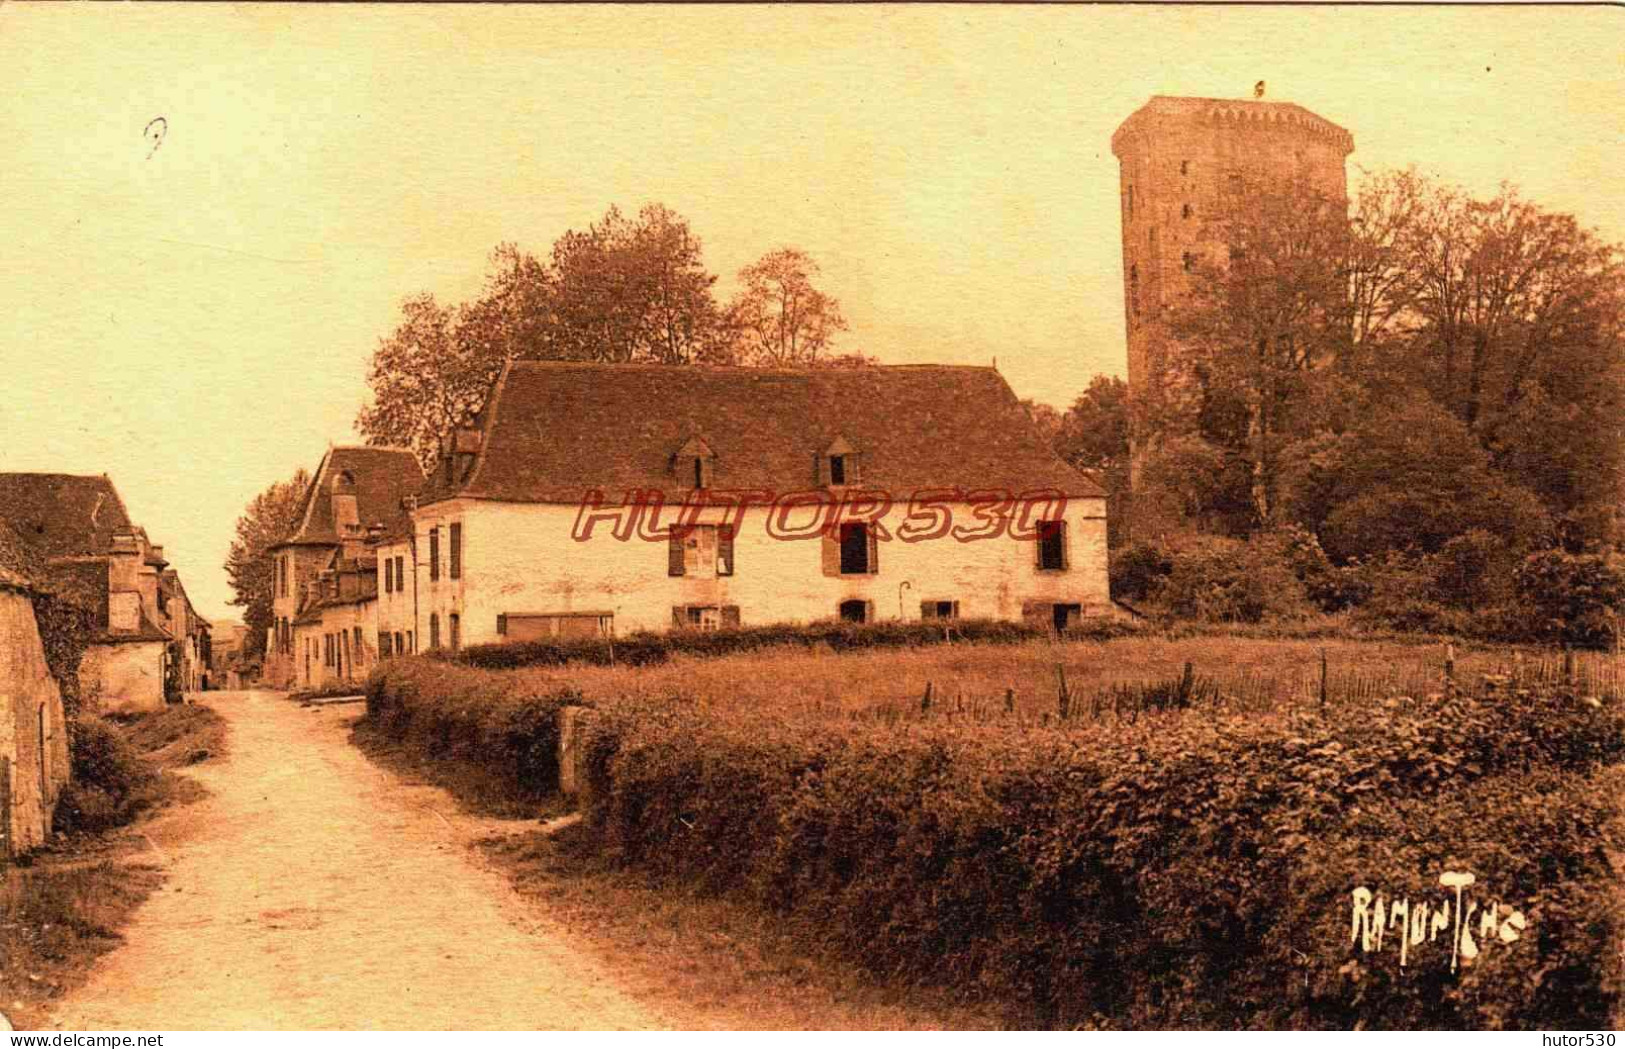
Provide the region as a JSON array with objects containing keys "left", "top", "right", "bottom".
[
  {"left": 375, "top": 361, "right": 1109, "bottom": 651},
  {"left": 160, "top": 569, "right": 211, "bottom": 692},
  {"left": 0, "top": 473, "right": 192, "bottom": 713},
  {"left": 291, "top": 546, "right": 381, "bottom": 691},
  {"left": 264, "top": 447, "right": 423, "bottom": 689},
  {"left": 207, "top": 619, "right": 250, "bottom": 689},
  {"left": 0, "top": 519, "right": 71, "bottom": 858}
]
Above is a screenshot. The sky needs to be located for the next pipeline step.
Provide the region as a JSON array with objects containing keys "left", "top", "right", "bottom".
[{"left": 2, "top": 4, "right": 1622, "bottom": 622}]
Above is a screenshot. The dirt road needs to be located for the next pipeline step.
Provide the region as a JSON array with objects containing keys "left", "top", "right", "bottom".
[{"left": 48, "top": 691, "right": 663, "bottom": 1030}]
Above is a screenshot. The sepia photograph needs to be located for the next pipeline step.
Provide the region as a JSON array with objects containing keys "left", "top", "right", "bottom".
[{"left": 1, "top": 1, "right": 1623, "bottom": 1035}]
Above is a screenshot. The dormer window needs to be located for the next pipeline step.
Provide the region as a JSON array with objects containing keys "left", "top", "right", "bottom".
[
  {"left": 674, "top": 435, "right": 715, "bottom": 490},
  {"left": 819, "top": 436, "right": 860, "bottom": 487},
  {"left": 333, "top": 470, "right": 356, "bottom": 492}
]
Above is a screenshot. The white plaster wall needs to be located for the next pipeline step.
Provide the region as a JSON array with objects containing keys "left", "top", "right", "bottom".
[
  {"left": 293, "top": 599, "right": 378, "bottom": 690},
  {"left": 81, "top": 641, "right": 167, "bottom": 714},
  {"left": 408, "top": 496, "right": 1108, "bottom": 646},
  {"left": 0, "top": 591, "right": 70, "bottom": 853},
  {"left": 374, "top": 537, "right": 416, "bottom": 654}
]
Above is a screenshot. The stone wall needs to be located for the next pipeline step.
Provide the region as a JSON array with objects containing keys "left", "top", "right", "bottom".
[
  {"left": 0, "top": 590, "right": 70, "bottom": 855},
  {"left": 79, "top": 640, "right": 166, "bottom": 714}
]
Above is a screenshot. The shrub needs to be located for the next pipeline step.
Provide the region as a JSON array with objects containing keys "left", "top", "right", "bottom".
[
  {"left": 580, "top": 682, "right": 1625, "bottom": 1028},
  {"left": 1514, "top": 549, "right": 1625, "bottom": 648},
  {"left": 1110, "top": 540, "right": 1174, "bottom": 602},
  {"left": 1154, "top": 534, "right": 1311, "bottom": 623},
  {"left": 53, "top": 716, "right": 159, "bottom": 835},
  {"left": 364, "top": 660, "right": 584, "bottom": 798},
  {"left": 368, "top": 643, "right": 1625, "bottom": 1027},
  {"left": 450, "top": 617, "right": 1052, "bottom": 671},
  {"left": 1252, "top": 525, "right": 1365, "bottom": 612}
]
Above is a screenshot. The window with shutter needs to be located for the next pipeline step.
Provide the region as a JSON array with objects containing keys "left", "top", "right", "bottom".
[
  {"left": 449, "top": 614, "right": 460, "bottom": 651},
  {"left": 1037, "top": 521, "right": 1068, "bottom": 572},
  {"left": 429, "top": 613, "right": 440, "bottom": 650},
  {"left": 721, "top": 605, "right": 740, "bottom": 628},
  {"left": 497, "top": 613, "right": 508, "bottom": 636},
  {"left": 717, "top": 525, "right": 734, "bottom": 576},
  {"left": 429, "top": 528, "right": 440, "bottom": 581},
  {"left": 380, "top": 633, "right": 392, "bottom": 658},
  {"left": 668, "top": 530, "right": 686, "bottom": 576},
  {"left": 449, "top": 523, "right": 462, "bottom": 579},
  {"left": 672, "top": 605, "right": 686, "bottom": 628},
  {"left": 395, "top": 556, "right": 405, "bottom": 592},
  {"left": 839, "top": 523, "right": 870, "bottom": 575}
]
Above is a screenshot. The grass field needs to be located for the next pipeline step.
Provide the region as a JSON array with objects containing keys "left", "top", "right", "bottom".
[{"left": 472, "top": 634, "right": 1624, "bottom": 727}]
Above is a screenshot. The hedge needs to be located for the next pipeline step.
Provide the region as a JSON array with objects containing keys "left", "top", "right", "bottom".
[
  {"left": 582, "top": 684, "right": 1625, "bottom": 1027},
  {"left": 364, "top": 657, "right": 1625, "bottom": 1028},
  {"left": 365, "top": 661, "right": 584, "bottom": 800},
  {"left": 444, "top": 616, "right": 1143, "bottom": 671}
]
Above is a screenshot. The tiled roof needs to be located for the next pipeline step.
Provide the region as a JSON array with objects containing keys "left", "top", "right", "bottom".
[
  {"left": 293, "top": 552, "right": 379, "bottom": 625},
  {"left": 278, "top": 447, "right": 424, "bottom": 548},
  {"left": 426, "top": 361, "right": 1104, "bottom": 505},
  {"left": 95, "top": 606, "right": 173, "bottom": 645},
  {"left": 0, "top": 473, "right": 134, "bottom": 560},
  {"left": 0, "top": 518, "right": 38, "bottom": 591}
]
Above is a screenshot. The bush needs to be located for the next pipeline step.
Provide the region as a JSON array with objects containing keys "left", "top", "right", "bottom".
[
  {"left": 366, "top": 645, "right": 1625, "bottom": 1027},
  {"left": 1154, "top": 534, "right": 1312, "bottom": 624},
  {"left": 1514, "top": 549, "right": 1625, "bottom": 648},
  {"left": 1110, "top": 541, "right": 1174, "bottom": 602},
  {"left": 53, "top": 716, "right": 159, "bottom": 835},
  {"left": 450, "top": 617, "right": 1052, "bottom": 671},
  {"left": 580, "top": 681, "right": 1625, "bottom": 1028},
  {"left": 364, "top": 660, "right": 584, "bottom": 799}
]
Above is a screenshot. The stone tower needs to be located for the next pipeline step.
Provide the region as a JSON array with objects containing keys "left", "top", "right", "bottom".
[{"left": 1110, "top": 95, "right": 1354, "bottom": 486}]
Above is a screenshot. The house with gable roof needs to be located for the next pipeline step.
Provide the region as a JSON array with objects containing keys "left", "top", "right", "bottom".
[
  {"left": 0, "top": 518, "right": 71, "bottom": 857},
  {"left": 0, "top": 473, "right": 186, "bottom": 712},
  {"left": 374, "top": 360, "right": 1109, "bottom": 651},
  {"left": 264, "top": 447, "right": 423, "bottom": 688}
]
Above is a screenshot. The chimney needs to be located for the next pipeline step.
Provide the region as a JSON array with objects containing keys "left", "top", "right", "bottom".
[
  {"left": 339, "top": 522, "right": 367, "bottom": 561},
  {"left": 332, "top": 492, "right": 360, "bottom": 536},
  {"left": 144, "top": 544, "right": 166, "bottom": 567},
  {"left": 106, "top": 533, "right": 141, "bottom": 632},
  {"left": 450, "top": 428, "right": 482, "bottom": 483}
]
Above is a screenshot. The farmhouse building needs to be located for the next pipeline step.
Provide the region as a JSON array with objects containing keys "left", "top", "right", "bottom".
[
  {"left": 0, "top": 473, "right": 192, "bottom": 713},
  {"left": 377, "top": 360, "right": 1109, "bottom": 649},
  {"left": 265, "top": 446, "right": 422, "bottom": 689},
  {"left": 0, "top": 519, "right": 71, "bottom": 857}
]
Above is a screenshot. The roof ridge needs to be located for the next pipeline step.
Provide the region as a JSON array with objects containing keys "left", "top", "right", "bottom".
[{"left": 331, "top": 443, "right": 418, "bottom": 455}]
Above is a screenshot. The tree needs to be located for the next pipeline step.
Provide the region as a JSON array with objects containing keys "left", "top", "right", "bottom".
[
  {"left": 1276, "top": 394, "right": 1551, "bottom": 563},
  {"left": 356, "top": 294, "right": 507, "bottom": 468},
  {"left": 1054, "top": 375, "right": 1130, "bottom": 472},
  {"left": 1166, "top": 173, "right": 1354, "bottom": 525},
  {"left": 357, "top": 205, "right": 733, "bottom": 465},
  {"left": 727, "top": 248, "right": 848, "bottom": 367},
  {"left": 543, "top": 205, "right": 729, "bottom": 365},
  {"left": 224, "top": 469, "right": 311, "bottom": 659}
]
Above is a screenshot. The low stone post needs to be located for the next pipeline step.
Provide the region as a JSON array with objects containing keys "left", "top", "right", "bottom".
[{"left": 557, "top": 706, "right": 597, "bottom": 809}]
